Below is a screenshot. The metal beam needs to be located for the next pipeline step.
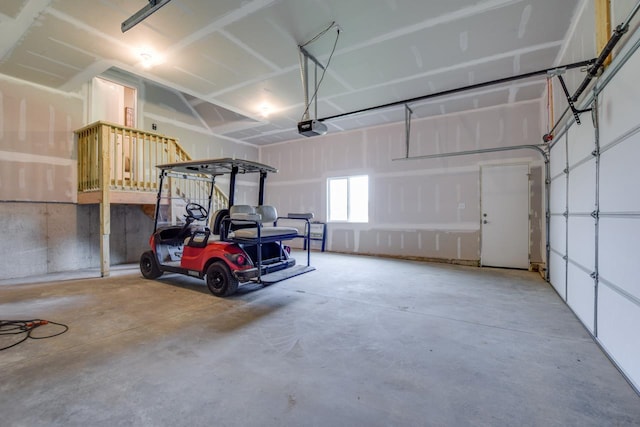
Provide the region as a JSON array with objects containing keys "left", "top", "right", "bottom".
[
  {"left": 299, "top": 46, "right": 326, "bottom": 71},
  {"left": 393, "top": 144, "right": 548, "bottom": 163},
  {"left": 319, "top": 59, "right": 595, "bottom": 123},
  {"left": 122, "top": 0, "right": 173, "bottom": 32},
  {"left": 404, "top": 104, "right": 413, "bottom": 158}
]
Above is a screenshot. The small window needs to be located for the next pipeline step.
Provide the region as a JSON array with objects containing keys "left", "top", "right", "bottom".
[{"left": 327, "top": 175, "right": 369, "bottom": 222}]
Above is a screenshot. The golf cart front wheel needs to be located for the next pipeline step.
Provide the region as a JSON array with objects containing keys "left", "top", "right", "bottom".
[
  {"left": 206, "top": 261, "right": 239, "bottom": 297},
  {"left": 140, "top": 251, "right": 163, "bottom": 279}
]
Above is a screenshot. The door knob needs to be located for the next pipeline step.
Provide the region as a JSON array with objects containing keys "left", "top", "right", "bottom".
[{"left": 483, "top": 220, "right": 488, "bottom": 224}]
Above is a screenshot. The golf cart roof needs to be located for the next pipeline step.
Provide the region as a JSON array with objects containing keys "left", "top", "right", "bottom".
[{"left": 156, "top": 158, "right": 278, "bottom": 176}]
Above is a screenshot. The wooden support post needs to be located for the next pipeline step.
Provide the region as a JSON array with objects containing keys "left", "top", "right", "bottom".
[
  {"left": 596, "top": 0, "right": 612, "bottom": 67},
  {"left": 99, "top": 125, "right": 111, "bottom": 277}
]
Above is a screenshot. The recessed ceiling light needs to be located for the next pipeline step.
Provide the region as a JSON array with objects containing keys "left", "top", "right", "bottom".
[
  {"left": 140, "top": 53, "right": 153, "bottom": 68},
  {"left": 136, "top": 47, "right": 163, "bottom": 68},
  {"left": 259, "top": 102, "right": 273, "bottom": 117}
]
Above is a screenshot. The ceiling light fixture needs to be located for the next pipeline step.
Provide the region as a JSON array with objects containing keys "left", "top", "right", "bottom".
[
  {"left": 140, "top": 52, "right": 153, "bottom": 68},
  {"left": 122, "top": 0, "right": 173, "bottom": 33},
  {"left": 259, "top": 102, "right": 273, "bottom": 117},
  {"left": 136, "top": 47, "right": 163, "bottom": 68}
]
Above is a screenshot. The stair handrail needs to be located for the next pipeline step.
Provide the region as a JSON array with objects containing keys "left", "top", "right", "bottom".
[{"left": 75, "top": 121, "right": 228, "bottom": 211}]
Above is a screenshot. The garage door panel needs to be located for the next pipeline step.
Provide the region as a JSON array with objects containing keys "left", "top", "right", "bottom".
[
  {"left": 598, "top": 285, "right": 640, "bottom": 386},
  {"left": 599, "top": 217, "right": 640, "bottom": 301},
  {"left": 567, "top": 119, "right": 595, "bottom": 167},
  {"left": 568, "top": 161, "right": 596, "bottom": 214},
  {"left": 567, "top": 216, "right": 595, "bottom": 272},
  {"left": 600, "top": 132, "right": 640, "bottom": 212},
  {"left": 549, "top": 139, "right": 567, "bottom": 178},
  {"left": 550, "top": 178, "right": 566, "bottom": 214},
  {"left": 566, "top": 263, "right": 595, "bottom": 332},
  {"left": 549, "top": 250, "right": 566, "bottom": 300},
  {"left": 549, "top": 215, "right": 566, "bottom": 254}
]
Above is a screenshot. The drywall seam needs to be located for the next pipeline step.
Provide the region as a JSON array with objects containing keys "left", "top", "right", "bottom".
[
  {"left": 334, "top": 0, "right": 525, "bottom": 57},
  {"left": 364, "top": 222, "right": 479, "bottom": 231},
  {"left": 0, "top": 200, "right": 76, "bottom": 205},
  {"left": 46, "top": 8, "right": 136, "bottom": 53},
  {"left": 325, "top": 70, "right": 549, "bottom": 112},
  {"left": 552, "top": 0, "right": 591, "bottom": 67},
  {"left": 264, "top": 178, "right": 323, "bottom": 186},
  {"left": 0, "top": 73, "right": 83, "bottom": 99},
  {"left": 0, "top": 0, "right": 51, "bottom": 59},
  {"left": 142, "top": 112, "right": 259, "bottom": 148},
  {"left": 165, "top": 0, "right": 278, "bottom": 59},
  {"left": 176, "top": 91, "right": 213, "bottom": 134},
  {"left": 0, "top": 151, "right": 74, "bottom": 167}
]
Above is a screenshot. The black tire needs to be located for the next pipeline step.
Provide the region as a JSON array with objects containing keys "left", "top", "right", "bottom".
[
  {"left": 206, "top": 261, "right": 238, "bottom": 297},
  {"left": 140, "top": 251, "right": 162, "bottom": 279}
]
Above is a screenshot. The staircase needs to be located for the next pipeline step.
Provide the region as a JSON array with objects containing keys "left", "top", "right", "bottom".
[{"left": 75, "top": 121, "right": 228, "bottom": 276}]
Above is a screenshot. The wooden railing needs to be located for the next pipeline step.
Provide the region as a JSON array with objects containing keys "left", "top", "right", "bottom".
[{"left": 75, "top": 121, "right": 228, "bottom": 210}]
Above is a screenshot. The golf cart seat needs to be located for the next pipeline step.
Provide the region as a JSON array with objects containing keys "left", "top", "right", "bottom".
[
  {"left": 182, "top": 209, "right": 230, "bottom": 247},
  {"left": 210, "top": 208, "right": 230, "bottom": 236},
  {"left": 227, "top": 205, "right": 299, "bottom": 241}
]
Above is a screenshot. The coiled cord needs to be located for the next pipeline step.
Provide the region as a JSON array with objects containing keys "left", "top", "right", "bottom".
[{"left": 0, "top": 319, "right": 69, "bottom": 351}]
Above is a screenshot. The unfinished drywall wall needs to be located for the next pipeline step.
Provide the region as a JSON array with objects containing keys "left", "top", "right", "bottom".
[
  {"left": 548, "top": 0, "right": 640, "bottom": 392},
  {"left": 0, "top": 75, "right": 82, "bottom": 202},
  {"left": 1, "top": 70, "right": 251, "bottom": 280},
  {"left": 0, "top": 75, "right": 87, "bottom": 279},
  {"left": 261, "top": 101, "right": 544, "bottom": 265}
]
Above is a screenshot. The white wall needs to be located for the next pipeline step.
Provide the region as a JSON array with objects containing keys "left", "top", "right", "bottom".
[
  {"left": 548, "top": 0, "right": 640, "bottom": 391},
  {"left": 261, "top": 101, "right": 545, "bottom": 264}
]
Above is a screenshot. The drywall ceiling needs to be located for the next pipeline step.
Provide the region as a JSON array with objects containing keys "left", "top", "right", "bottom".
[{"left": 0, "top": 0, "right": 586, "bottom": 145}]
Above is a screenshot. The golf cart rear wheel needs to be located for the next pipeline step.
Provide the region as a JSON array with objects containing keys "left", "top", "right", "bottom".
[
  {"left": 140, "top": 251, "right": 163, "bottom": 279},
  {"left": 206, "top": 261, "right": 238, "bottom": 297}
]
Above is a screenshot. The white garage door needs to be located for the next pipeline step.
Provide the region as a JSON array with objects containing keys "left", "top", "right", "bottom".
[{"left": 548, "top": 51, "right": 640, "bottom": 390}]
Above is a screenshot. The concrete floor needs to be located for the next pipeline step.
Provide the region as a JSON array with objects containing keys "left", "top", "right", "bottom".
[{"left": 1, "top": 251, "right": 639, "bottom": 427}]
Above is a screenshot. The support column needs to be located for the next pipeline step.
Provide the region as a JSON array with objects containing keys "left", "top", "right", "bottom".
[{"left": 100, "top": 125, "right": 111, "bottom": 277}]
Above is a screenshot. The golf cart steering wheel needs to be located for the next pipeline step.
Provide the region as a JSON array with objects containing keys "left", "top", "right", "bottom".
[{"left": 185, "top": 203, "right": 208, "bottom": 221}]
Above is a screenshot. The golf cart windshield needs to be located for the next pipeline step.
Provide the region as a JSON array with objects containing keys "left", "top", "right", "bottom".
[{"left": 156, "top": 172, "right": 214, "bottom": 229}]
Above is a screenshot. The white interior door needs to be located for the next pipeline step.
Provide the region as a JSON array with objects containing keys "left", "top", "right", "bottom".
[
  {"left": 91, "top": 77, "right": 125, "bottom": 124},
  {"left": 481, "top": 164, "right": 530, "bottom": 269}
]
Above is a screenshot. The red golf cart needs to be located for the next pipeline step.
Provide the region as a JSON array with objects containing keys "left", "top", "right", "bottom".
[{"left": 139, "top": 158, "right": 314, "bottom": 297}]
